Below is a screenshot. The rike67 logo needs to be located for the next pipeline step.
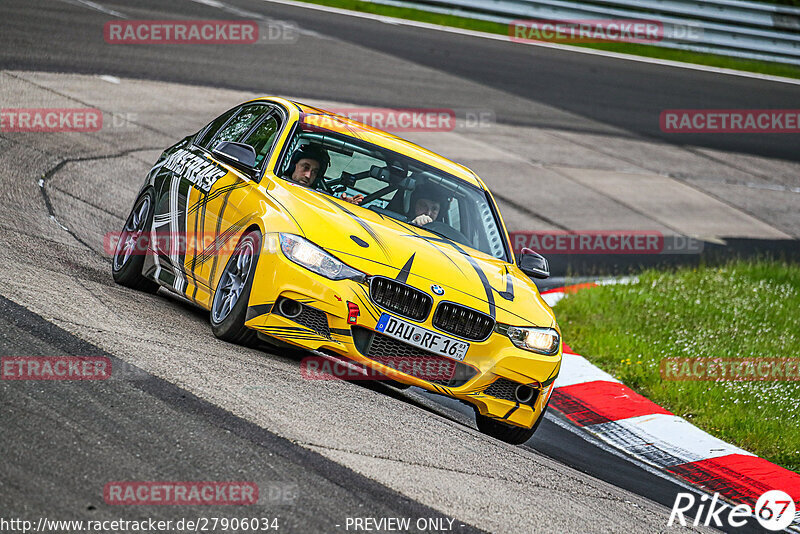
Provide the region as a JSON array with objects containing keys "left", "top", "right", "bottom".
[{"left": 669, "top": 490, "right": 796, "bottom": 531}]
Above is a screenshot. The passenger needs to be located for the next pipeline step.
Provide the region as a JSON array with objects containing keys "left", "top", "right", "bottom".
[{"left": 408, "top": 183, "right": 449, "bottom": 227}]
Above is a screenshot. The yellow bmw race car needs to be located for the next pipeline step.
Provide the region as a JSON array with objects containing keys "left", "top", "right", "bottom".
[{"left": 112, "top": 97, "right": 562, "bottom": 444}]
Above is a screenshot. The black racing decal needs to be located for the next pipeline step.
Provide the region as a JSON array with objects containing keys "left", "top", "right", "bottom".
[
  {"left": 427, "top": 383, "right": 453, "bottom": 396},
  {"left": 325, "top": 245, "right": 466, "bottom": 287},
  {"left": 192, "top": 215, "right": 249, "bottom": 268},
  {"left": 354, "top": 286, "right": 381, "bottom": 321},
  {"left": 261, "top": 326, "right": 330, "bottom": 341},
  {"left": 208, "top": 184, "right": 237, "bottom": 286},
  {"left": 260, "top": 327, "right": 321, "bottom": 339},
  {"left": 146, "top": 158, "right": 167, "bottom": 183},
  {"left": 409, "top": 234, "right": 498, "bottom": 319},
  {"left": 329, "top": 328, "right": 352, "bottom": 337},
  {"left": 395, "top": 253, "right": 415, "bottom": 284},
  {"left": 163, "top": 148, "right": 226, "bottom": 193},
  {"left": 262, "top": 326, "right": 312, "bottom": 334},
  {"left": 496, "top": 266, "right": 514, "bottom": 302},
  {"left": 502, "top": 403, "right": 520, "bottom": 420},
  {"left": 188, "top": 180, "right": 248, "bottom": 216},
  {"left": 318, "top": 195, "right": 390, "bottom": 258},
  {"left": 264, "top": 190, "right": 305, "bottom": 237},
  {"left": 541, "top": 374, "right": 558, "bottom": 388},
  {"left": 383, "top": 215, "right": 422, "bottom": 236},
  {"left": 245, "top": 303, "right": 274, "bottom": 322},
  {"left": 190, "top": 188, "right": 207, "bottom": 302},
  {"left": 350, "top": 235, "right": 369, "bottom": 248},
  {"left": 155, "top": 252, "right": 176, "bottom": 286},
  {"left": 382, "top": 217, "right": 466, "bottom": 277},
  {"left": 157, "top": 177, "right": 192, "bottom": 298}
]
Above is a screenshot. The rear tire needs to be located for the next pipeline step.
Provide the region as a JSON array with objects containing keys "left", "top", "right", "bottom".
[
  {"left": 475, "top": 405, "right": 547, "bottom": 445},
  {"left": 210, "top": 230, "right": 261, "bottom": 346},
  {"left": 112, "top": 188, "right": 159, "bottom": 293}
]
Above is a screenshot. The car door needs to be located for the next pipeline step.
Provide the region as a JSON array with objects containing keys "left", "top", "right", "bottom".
[
  {"left": 194, "top": 105, "right": 285, "bottom": 304},
  {"left": 151, "top": 103, "right": 280, "bottom": 305}
]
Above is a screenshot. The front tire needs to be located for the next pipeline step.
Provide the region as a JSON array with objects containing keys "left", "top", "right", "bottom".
[
  {"left": 112, "top": 188, "right": 158, "bottom": 293},
  {"left": 210, "top": 230, "right": 261, "bottom": 346}
]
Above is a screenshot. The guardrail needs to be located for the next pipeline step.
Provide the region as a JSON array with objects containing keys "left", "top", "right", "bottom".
[{"left": 367, "top": 0, "right": 800, "bottom": 65}]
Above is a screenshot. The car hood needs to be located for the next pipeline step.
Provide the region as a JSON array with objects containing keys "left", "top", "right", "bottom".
[{"left": 277, "top": 183, "right": 555, "bottom": 327}]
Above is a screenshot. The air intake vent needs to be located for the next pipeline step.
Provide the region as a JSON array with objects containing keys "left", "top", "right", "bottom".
[
  {"left": 484, "top": 377, "right": 539, "bottom": 406},
  {"left": 433, "top": 302, "right": 494, "bottom": 341},
  {"left": 294, "top": 305, "right": 331, "bottom": 339},
  {"left": 369, "top": 276, "right": 432, "bottom": 321}
]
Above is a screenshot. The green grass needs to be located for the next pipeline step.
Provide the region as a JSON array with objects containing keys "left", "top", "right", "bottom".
[
  {"left": 554, "top": 260, "right": 800, "bottom": 472},
  {"left": 298, "top": 0, "right": 800, "bottom": 79}
]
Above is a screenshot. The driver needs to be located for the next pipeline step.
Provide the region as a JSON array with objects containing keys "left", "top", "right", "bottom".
[
  {"left": 285, "top": 144, "right": 330, "bottom": 187},
  {"left": 408, "top": 183, "right": 449, "bottom": 227},
  {"left": 285, "top": 143, "right": 363, "bottom": 204}
]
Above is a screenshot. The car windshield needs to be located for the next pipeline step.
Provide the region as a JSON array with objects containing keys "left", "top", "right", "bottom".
[{"left": 278, "top": 128, "right": 509, "bottom": 261}]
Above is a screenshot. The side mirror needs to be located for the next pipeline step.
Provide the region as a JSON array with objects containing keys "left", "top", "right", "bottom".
[
  {"left": 212, "top": 141, "right": 257, "bottom": 175},
  {"left": 518, "top": 247, "right": 550, "bottom": 279}
]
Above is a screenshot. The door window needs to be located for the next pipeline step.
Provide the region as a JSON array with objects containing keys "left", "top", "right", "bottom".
[
  {"left": 212, "top": 104, "right": 270, "bottom": 146},
  {"left": 241, "top": 114, "right": 281, "bottom": 168},
  {"left": 195, "top": 107, "right": 237, "bottom": 149}
]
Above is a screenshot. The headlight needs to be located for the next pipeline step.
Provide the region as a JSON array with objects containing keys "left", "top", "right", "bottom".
[
  {"left": 279, "top": 233, "right": 365, "bottom": 282},
  {"left": 497, "top": 324, "right": 560, "bottom": 355}
]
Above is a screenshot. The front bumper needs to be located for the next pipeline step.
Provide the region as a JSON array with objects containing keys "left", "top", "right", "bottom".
[{"left": 244, "top": 245, "right": 561, "bottom": 429}]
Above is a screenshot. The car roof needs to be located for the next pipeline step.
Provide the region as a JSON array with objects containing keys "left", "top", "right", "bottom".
[{"left": 254, "top": 97, "right": 485, "bottom": 189}]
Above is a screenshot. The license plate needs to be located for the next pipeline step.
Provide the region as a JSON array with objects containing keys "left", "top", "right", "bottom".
[{"left": 375, "top": 313, "right": 470, "bottom": 361}]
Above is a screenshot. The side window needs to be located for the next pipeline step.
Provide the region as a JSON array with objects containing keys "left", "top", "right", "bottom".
[
  {"left": 196, "top": 107, "right": 238, "bottom": 149},
  {"left": 212, "top": 104, "right": 270, "bottom": 147},
  {"left": 241, "top": 114, "right": 281, "bottom": 168}
]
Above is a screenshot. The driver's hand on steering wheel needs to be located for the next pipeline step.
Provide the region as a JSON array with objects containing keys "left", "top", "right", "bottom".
[
  {"left": 411, "top": 214, "right": 433, "bottom": 226},
  {"left": 340, "top": 193, "right": 364, "bottom": 205}
]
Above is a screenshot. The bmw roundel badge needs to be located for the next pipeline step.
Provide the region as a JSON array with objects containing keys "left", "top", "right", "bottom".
[{"left": 431, "top": 284, "right": 445, "bottom": 296}]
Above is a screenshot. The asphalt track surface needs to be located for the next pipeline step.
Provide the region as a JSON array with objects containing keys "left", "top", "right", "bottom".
[
  {"left": 2, "top": 0, "right": 799, "bottom": 161},
  {"left": 0, "top": 0, "right": 794, "bottom": 532},
  {"left": 0, "top": 295, "right": 483, "bottom": 533}
]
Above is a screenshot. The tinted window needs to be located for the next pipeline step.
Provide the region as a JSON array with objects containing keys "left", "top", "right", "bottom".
[
  {"left": 241, "top": 114, "right": 281, "bottom": 167},
  {"left": 212, "top": 105, "right": 270, "bottom": 147},
  {"left": 196, "top": 107, "right": 237, "bottom": 149}
]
